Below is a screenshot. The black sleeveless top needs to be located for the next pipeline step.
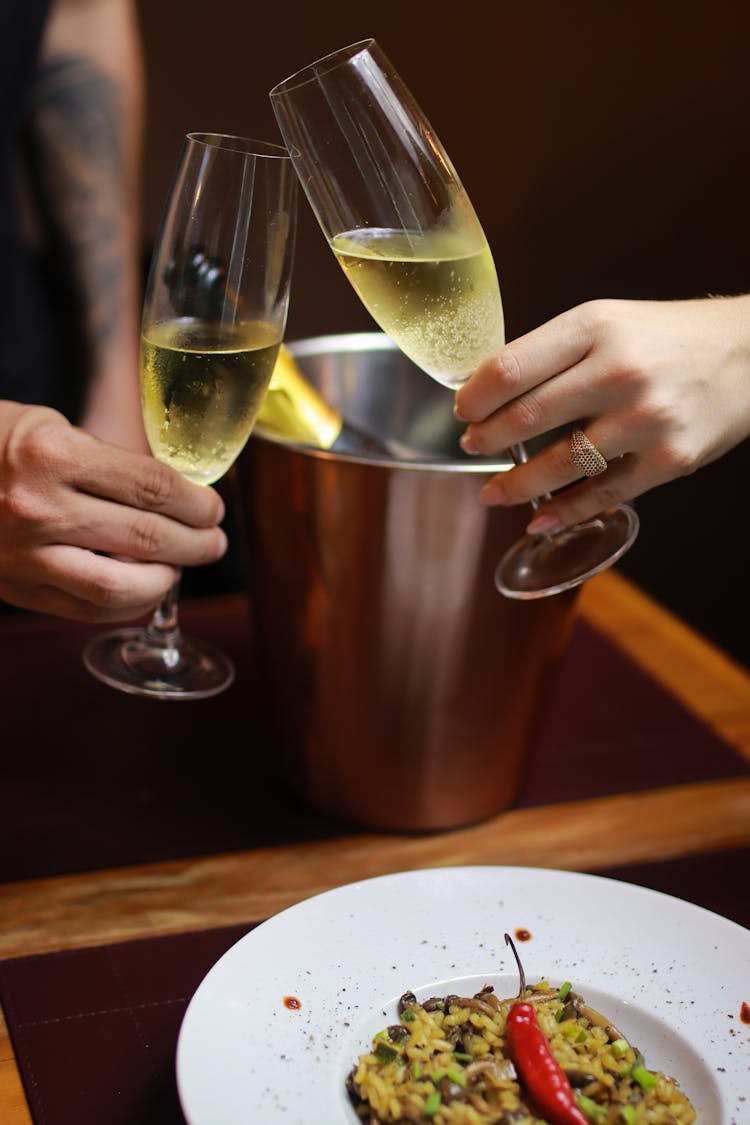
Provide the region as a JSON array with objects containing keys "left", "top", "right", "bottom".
[{"left": 0, "top": 0, "right": 83, "bottom": 418}]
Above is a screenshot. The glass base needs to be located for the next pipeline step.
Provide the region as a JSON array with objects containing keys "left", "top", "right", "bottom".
[
  {"left": 495, "top": 503, "right": 640, "bottom": 600},
  {"left": 82, "top": 627, "right": 235, "bottom": 700}
]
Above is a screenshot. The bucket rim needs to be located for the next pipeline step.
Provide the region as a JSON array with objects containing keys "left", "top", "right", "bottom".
[{"left": 252, "top": 331, "right": 510, "bottom": 473}]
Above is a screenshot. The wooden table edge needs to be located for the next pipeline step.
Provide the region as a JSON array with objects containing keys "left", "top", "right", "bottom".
[{"left": 579, "top": 570, "right": 750, "bottom": 757}]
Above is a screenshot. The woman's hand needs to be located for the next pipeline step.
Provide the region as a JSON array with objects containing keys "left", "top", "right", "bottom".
[
  {"left": 0, "top": 402, "right": 227, "bottom": 622},
  {"left": 454, "top": 295, "right": 750, "bottom": 533}
]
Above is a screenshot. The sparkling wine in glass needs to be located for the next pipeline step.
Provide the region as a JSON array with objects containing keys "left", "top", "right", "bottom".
[
  {"left": 83, "top": 133, "right": 296, "bottom": 698},
  {"left": 270, "top": 40, "right": 638, "bottom": 599}
]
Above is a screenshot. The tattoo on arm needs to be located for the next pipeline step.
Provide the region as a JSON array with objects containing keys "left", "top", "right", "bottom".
[{"left": 25, "top": 55, "right": 126, "bottom": 364}]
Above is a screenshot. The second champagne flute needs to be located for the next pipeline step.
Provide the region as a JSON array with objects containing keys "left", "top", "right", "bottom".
[
  {"left": 270, "top": 40, "right": 638, "bottom": 599},
  {"left": 83, "top": 133, "right": 296, "bottom": 698}
]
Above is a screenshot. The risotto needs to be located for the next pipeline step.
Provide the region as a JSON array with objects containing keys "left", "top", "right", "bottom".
[{"left": 346, "top": 975, "right": 697, "bottom": 1125}]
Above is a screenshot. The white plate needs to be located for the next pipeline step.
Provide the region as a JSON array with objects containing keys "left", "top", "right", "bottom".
[{"left": 176, "top": 866, "right": 750, "bottom": 1124}]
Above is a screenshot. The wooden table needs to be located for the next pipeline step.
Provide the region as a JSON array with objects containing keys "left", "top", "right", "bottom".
[{"left": 1, "top": 570, "right": 749, "bottom": 1124}]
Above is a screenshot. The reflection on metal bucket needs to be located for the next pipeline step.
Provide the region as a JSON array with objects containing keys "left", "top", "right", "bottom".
[{"left": 237, "top": 333, "right": 579, "bottom": 831}]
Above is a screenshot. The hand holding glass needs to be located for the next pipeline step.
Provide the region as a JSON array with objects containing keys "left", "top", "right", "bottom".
[
  {"left": 270, "top": 41, "right": 637, "bottom": 598},
  {"left": 84, "top": 133, "right": 296, "bottom": 697}
]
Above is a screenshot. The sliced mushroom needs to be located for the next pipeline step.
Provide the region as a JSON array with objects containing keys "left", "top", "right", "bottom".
[
  {"left": 464, "top": 1057, "right": 517, "bottom": 1083},
  {"left": 345, "top": 1065, "right": 362, "bottom": 1103},
  {"left": 469, "top": 997, "right": 501, "bottom": 1017},
  {"left": 398, "top": 990, "right": 417, "bottom": 1015},
  {"left": 474, "top": 986, "right": 501, "bottom": 1010},
  {"left": 522, "top": 988, "right": 560, "bottom": 1004},
  {"left": 437, "top": 1075, "right": 466, "bottom": 1103},
  {"left": 575, "top": 1000, "right": 630, "bottom": 1045},
  {"left": 564, "top": 1068, "right": 599, "bottom": 1088}
]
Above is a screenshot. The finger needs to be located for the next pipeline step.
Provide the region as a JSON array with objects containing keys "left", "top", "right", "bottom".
[
  {"left": 48, "top": 492, "right": 229, "bottom": 566},
  {"left": 454, "top": 306, "right": 596, "bottom": 422},
  {"left": 526, "top": 438, "right": 698, "bottom": 531},
  {"left": 459, "top": 354, "right": 606, "bottom": 455},
  {"left": 478, "top": 424, "right": 625, "bottom": 509},
  {"left": 61, "top": 429, "right": 226, "bottom": 527},
  {"left": 12, "top": 545, "right": 182, "bottom": 621},
  {"left": 477, "top": 444, "right": 669, "bottom": 535},
  {"left": 0, "top": 580, "right": 163, "bottom": 625},
  {"left": 523, "top": 456, "right": 642, "bottom": 533}
]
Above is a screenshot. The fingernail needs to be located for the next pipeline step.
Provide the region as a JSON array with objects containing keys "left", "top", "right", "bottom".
[
  {"left": 478, "top": 480, "right": 506, "bottom": 504},
  {"left": 216, "top": 529, "right": 228, "bottom": 555},
  {"left": 453, "top": 402, "right": 467, "bottom": 422},
  {"left": 460, "top": 432, "right": 479, "bottom": 454},
  {"left": 526, "top": 513, "right": 562, "bottom": 535}
]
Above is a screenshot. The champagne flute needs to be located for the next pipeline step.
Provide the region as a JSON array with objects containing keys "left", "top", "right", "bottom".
[
  {"left": 83, "top": 133, "right": 296, "bottom": 698},
  {"left": 270, "top": 40, "right": 638, "bottom": 599}
]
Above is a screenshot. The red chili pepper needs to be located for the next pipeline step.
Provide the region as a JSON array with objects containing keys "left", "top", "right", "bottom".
[{"left": 506, "top": 1001, "right": 589, "bottom": 1125}]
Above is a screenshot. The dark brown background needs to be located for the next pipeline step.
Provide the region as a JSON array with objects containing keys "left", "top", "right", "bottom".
[{"left": 135, "top": 0, "right": 750, "bottom": 665}]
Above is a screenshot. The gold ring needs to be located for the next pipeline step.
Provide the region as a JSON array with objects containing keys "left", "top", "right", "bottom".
[{"left": 569, "top": 428, "right": 607, "bottom": 477}]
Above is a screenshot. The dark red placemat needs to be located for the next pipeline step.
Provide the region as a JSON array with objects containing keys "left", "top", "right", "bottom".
[
  {"left": 0, "top": 923, "right": 253, "bottom": 1125},
  {"left": 515, "top": 622, "right": 750, "bottom": 806},
  {"left": 2, "top": 850, "right": 748, "bottom": 1125},
  {"left": 2, "top": 606, "right": 748, "bottom": 882}
]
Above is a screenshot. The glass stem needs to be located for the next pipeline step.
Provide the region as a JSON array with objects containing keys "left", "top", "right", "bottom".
[{"left": 144, "top": 569, "right": 183, "bottom": 655}]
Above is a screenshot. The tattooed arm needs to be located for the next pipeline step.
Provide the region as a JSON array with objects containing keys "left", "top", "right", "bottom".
[
  {"left": 0, "top": 2, "right": 233, "bottom": 622},
  {"left": 27, "top": 0, "right": 147, "bottom": 450}
]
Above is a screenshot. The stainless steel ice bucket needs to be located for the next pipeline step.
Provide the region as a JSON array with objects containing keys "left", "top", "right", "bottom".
[{"left": 237, "top": 333, "right": 579, "bottom": 831}]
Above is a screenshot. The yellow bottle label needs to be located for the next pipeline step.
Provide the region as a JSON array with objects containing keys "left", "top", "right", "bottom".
[{"left": 255, "top": 345, "right": 343, "bottom": 450}]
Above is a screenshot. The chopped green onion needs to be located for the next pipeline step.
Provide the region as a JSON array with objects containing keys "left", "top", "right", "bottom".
[
  {"left": 431, "top": 1068, "right": 446, "bottom": 1081},
  {"left": 373, "top": 1041, "right": 398, "bottom": 1063},
  {"left": 576, "top": 1093, "right": 604, "bottom": 1121},
  {"left": 611, "top": 1038, "right": 629, "bottom": 1057},
  {"left": 620, "top": 1107, "right": 637, "bottom": 1125},
  {"left": 554, "top": 1006, "right": 565, "bottom": 1022},
  {"left": 413, "top": 1061, "right": 421, "bottom": 1079},
  {"left": 446, "top": 1066, "right": 467, "bottom": 1087},
  {"left": 423, "top": 1090, "right": 442, "bottom": 1116},
  {"left": 632, "top": 1065, "right": 658, "bottom": 1091},
  {"left": 576, "top": 1029, "right": 588, "bottom": 1043},
  {"left": 402, "top": 1008, "right": 416, "bottom": 1022},
  {"left": 452, "top": 1051, "right": 473, "bottom": 1062},
  {"left": 558, "top": 980, "right": 573, "bottom": 1001},
  {"left": 374, "top": 1028, "right": 388, "bottom": 1039}
]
